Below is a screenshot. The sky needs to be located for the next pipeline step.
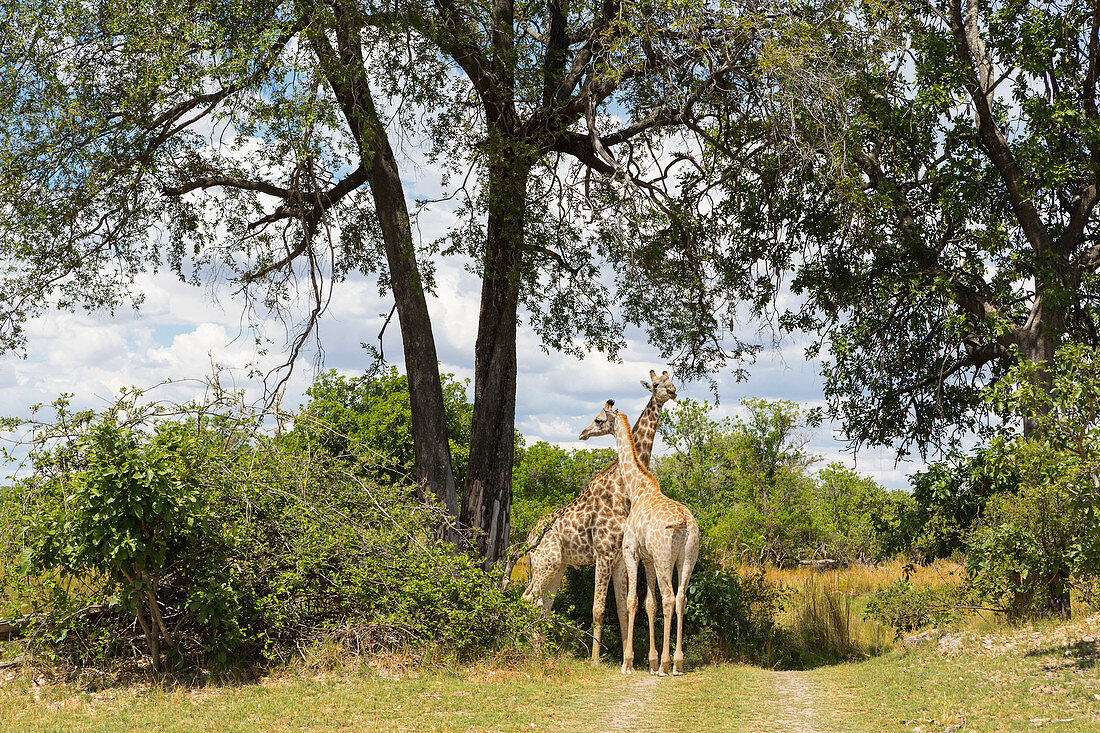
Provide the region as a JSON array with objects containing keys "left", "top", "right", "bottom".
[
  {"left": 0, "top": 232, "right": 921, "bottom": 490},
  {"left": 0, "top": 98, "right": 923, "bottom": 490}
]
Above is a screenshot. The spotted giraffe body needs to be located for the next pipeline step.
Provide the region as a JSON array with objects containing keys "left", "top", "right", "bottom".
[
  {"left": 579, "top": 400, "right": 700, "bottom": 677},
  {"left": 522, "top": 371, "right": 676, "bottom": 663}
]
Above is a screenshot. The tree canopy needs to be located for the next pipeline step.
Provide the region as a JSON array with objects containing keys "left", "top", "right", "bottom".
[
  {"left": 615, "top": 0, "right": 1100, "bottom": 455},
  {"left": 0, "top": 0, "right": 780, "bottom": 562}
]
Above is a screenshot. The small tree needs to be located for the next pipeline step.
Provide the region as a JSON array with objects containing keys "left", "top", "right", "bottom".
[
  {"left": 22, "top": 417, "right": 225, "bottom": 672},
  {"left": 968, "top": 343, "right": 1100, "bottom": 619}
]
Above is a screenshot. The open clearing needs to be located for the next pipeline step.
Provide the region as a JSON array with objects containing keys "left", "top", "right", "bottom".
[{"left": 1, "top": 615, "right": 1097, "bottom": 732}]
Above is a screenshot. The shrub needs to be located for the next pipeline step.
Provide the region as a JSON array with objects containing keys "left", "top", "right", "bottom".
[
  {"left": 863, "top": 575, "right": 959, "bottom": 636},
  {"left": 683, "top": 557, "right": 784, "bottom": 665},
  {"left": 966, "top": 462, "right": 1081, "bottom": 621},
  {"left": 3, "top": 381, "right": 542, "bottom": 671}
]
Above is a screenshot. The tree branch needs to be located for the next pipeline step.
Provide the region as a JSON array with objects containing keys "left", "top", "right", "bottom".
[{"left": 948, "top": 0, "right": 1052, "bottom": 254}]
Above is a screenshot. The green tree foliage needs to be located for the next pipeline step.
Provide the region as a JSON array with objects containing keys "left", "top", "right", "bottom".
[
  {"left": 510, "top": 441, "right": 615, "bottom": 542},
  {"left": 287, "top": 368, "right": 473, "bottom": 490},
  {"left": 907, "top": 450, "right": 1018, "bottom": 561},
  {"left": 4, "top": 382, "right": 540, "bottom": 670},
  {"left": 655, "top": 398, "right": 914, "bottom": 565},
  {"left": 965, "top": 343, "right": 1100, "bottom": 619},
  {"left": 815, "top": 464, "right": 917, "bottom": 564},
  {"left": 21, "top": 412, "right": 237, "bottom": 672},
  {"left": 0, "top": 0, "right": 779, "bottom": 565},
  {"left": 629, "top": 0, "right": 1100, "bottom": 456}
]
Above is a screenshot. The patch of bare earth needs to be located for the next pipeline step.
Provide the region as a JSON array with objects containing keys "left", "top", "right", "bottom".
[
  {"left": 772, "top": 672, "right": 824, "bottom": 733},
  {"left": 596, "top": 673, "right": 665, "bottom": 732}
]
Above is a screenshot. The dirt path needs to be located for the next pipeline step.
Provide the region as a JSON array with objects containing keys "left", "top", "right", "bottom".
[
  {"left": 595, "top": 673, "right": 664, "bottom": 732},
  {"left": 566, "top": 666, "right": 829, "bottom": 733},
  {"left": 770, "top": 671, "right": 825, "bottom": 733}
]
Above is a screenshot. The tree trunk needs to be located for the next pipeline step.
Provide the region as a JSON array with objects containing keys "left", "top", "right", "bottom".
[
  {"left": 461, "top": 155, "right": 530, "bottom": 568},
  {"left": 366, "top": 125, "right": 460, "bottom": 522},
  {"left": 1047, "top": 573, "right": 1072, "bottom": 619},
  {"left": 1016, "top": 287, "right": 1064, "bottom": 435},
  {"left": 312, "top": 9, "right": 460, "bottom": 524}
]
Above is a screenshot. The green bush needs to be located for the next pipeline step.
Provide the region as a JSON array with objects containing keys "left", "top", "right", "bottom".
[
  {"left": 966, "top": 459, "right": 1081, "bottom": 621},
  {"left": 683, "top": 557, "right": 784, "bottom": 665},
  {"left": 965, "top": 343, "right": 1100, "bottom": 620},
  {"left": 863, "top": 576, "right": 959, "bottom": 636},
  {"left": 3, "top": 381, "right": 542, "bottom": 671}
]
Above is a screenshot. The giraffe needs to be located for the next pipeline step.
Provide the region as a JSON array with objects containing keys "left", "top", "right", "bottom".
[
  {"left": 578, "top": 400, "right": 699, "bottom": 676},
  {"left": 521, "top": 370, "right": 676, "bottom": 663}
]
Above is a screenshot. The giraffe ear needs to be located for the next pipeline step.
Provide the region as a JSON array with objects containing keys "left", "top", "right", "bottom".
[{"left": 640, "top": 380, "right": 652, "bottom": 391}]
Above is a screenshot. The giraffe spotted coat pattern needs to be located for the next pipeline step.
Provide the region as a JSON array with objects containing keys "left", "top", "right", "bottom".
[
  {"left": 521, "top": 371, "right": 676, "bottom": 662},
  {"left": 579, "top": 400, "right": 699, "bottom": 676}
]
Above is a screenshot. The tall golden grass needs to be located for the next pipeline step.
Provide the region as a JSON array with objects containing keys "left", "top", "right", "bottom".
[
  {"left": 743, "top": 560, "right": 966, "bottom": 664},
  {"left": 759, "top": 559, "right": 967, "bottom": 595}
]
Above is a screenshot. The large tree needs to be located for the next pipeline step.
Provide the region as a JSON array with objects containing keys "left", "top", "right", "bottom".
[
  {"left": 0, "top": 0, "right": 766, "bottom": 563},
  {"left": 635, "top": 0, "right": 1100, "bottom": 455}
]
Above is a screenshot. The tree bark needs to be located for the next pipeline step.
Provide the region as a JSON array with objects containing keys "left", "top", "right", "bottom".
[
  {"left": 365, "top": 124, "right": 461, "bottom": 521},
  {"left": 313, "top": 5, "right": 460, "bottom": 522},
  {"left": 1015, "top": 292, "right": 1064, "bottom": 436},
  {"left": 461, "top": 153, "right": 530, "bottom": 568}
]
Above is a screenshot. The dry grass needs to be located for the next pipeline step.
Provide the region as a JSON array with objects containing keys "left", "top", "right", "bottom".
[
  {"left": 759, "top": 559, "right": 967, "bottom": 596},
  {"left": 730, "top": 560, "right": 967, "bottom": 665}
]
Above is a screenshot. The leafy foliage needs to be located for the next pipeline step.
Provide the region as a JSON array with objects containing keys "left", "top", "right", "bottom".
[
  {"left": 907, "top": 451, "right": 1014, "bottom": 562},
  {"left": 3, "top": 378, "right": 541, "bottom": 670},
  {"left": 286, "top": 367, "right": 473, "bottom": 489},
  {"left": 683, "top": 560, "right": 785, "bottom": 665},
  {"left": 864, "top": 575, "right": 961, "bottom": 636},
  {"left": 655, "top": 398, "right": 916, "bottom": 566}
]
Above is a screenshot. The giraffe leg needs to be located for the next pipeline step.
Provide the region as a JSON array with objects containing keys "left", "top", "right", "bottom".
[
  {"left": 529, "top": 562, "right": 564, "bottom": 653},
  {"left": 643, "top": 561, "right": 659, "bottom": 674},
  {"left": 611, "top": 556, "right": 628, "bottom": 642},
  {"left": 621, "top": 551, "right": 639, "bottom": 674},
  {"left": 656, "top": 563, "right": 675, "bottom": 677},
  {"left": 673, "top": 558, "right": 695, "bottom": 676},
  {"left": 591, "top": 556, "right": 614, "bottom": 664}
]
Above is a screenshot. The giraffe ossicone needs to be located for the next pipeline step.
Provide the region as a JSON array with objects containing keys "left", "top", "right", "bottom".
[
  {"left": 578, "top": 399, "right": 700, "bottom": 677},
  {"left": 520, "top": 370, "right": 676, "bottom": 663}
]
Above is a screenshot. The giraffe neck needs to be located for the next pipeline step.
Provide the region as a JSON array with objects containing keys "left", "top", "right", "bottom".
[
  {"left": 613, "top": 413, "right": 656, "bottom": 502},
  {"left": 631, "top": 395, "right": 663, "bottom": 468}
]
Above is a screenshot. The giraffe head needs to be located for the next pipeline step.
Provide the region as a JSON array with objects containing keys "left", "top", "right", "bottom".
[
  {"left": 578, "top": 400, "right": 627, "bottom": 440},
  {"left": 640, "top": 369, "right": 677, "bottom": 406}
]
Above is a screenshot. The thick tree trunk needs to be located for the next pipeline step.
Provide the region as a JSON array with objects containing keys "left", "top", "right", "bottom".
[
  {"left": 366, "top": 131, "right": 460, "bottom": 521},
  {"left": 461, "top": 156, "right": 530, "bottom": 568},
  {"left": 312, "top": 9, "right": 460, "bottom": 523},
  {"left": 1016, "top": 298, "right": 1062, "bottom": 436},
  {"left": 1047, "top": 573, "right": 1072, "bottom": 619}
]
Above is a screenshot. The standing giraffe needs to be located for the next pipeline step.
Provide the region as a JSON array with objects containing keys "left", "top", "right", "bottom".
[
  {"left": 521, "top": 371, "right": 676, "bottom": 662},
  {"left": 579, "top": 400, "right": 699, "bottom": 676}
]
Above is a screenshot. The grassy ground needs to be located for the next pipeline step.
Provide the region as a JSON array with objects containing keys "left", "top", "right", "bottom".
[{"left": 2, "top": 613, "right": 1097, "bottom": 732}]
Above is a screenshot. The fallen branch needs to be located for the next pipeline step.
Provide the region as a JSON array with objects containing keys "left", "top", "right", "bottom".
[{"left": 0, "top": 617, "right": 31, "bottom": 641}]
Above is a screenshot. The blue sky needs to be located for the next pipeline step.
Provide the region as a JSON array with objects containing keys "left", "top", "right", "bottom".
[{"left": 0, "top": 240, "right": 922, "bottom": 489}]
